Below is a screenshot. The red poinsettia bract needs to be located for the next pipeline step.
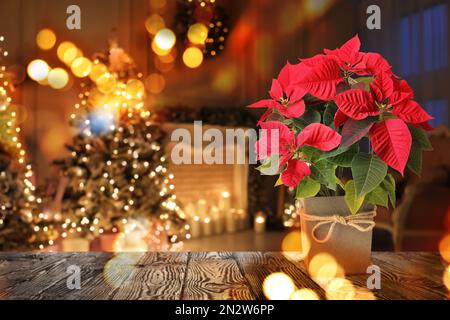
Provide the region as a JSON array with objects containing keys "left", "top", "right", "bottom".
[
  {"left": 248, "top": 63, "right": 306, "bottom": 123},
  {"left": 256, "top": 122, "right": 341, "bottom": 187},
  {"left": 335, "top": 72, "right": 433, "bottom": 174}
]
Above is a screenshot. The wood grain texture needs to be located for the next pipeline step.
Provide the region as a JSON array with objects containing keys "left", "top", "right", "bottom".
[
  {"left": 181, "top": 252, "right": 255, "bottom": 300},
  {"left": 234, "top": 252, "right": 326, "bottom": 299},
  {"left": 0, "top": 252, "right": 447, "bottom": 300},
  {"left": 112, "top": 252, "right": 188, "bottom": 300}
]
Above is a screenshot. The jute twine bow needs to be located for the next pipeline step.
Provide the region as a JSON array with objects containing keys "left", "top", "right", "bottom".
[{"left": 300, "top": 210, "right": 377, "bottom": 244}]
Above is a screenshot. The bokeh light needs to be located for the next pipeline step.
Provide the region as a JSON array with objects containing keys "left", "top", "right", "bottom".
[
  {"left": 57, "top": 41, "right": 80, "bottom": 65},
  {"left": 182, "top": 47, "right": 203, "bottom": 68},
  {"left": 151, "top": 40, "right": 172, "bottom": 56},
  {"left": 71, "top": 57, "right": 92, "bottom": 78},
  {"left": 439, "top": 234, "right": 450, "bottom": 262},
  {"left": 149, "top": 0, "right": 167, "bottom": 9},
  {"left": 145, "top": 14, "right": 165, "bottom": 35},
  {"left": 290, "top": 289, "right": 320, "bottom": 300},
  {"left": 103, "top": 253, "right": 144, "bottom": 289},
  {"left": 187, "top": 23, "right": 209, "bottom": 45},
  {"left": 325, "top": 278, "right": 356, "bottom": 300},
  {"left": 88, "top": 108, "right": 117, "bottom": 135},
  {"left": 27, "top": 59, "right": 50, "bottom": 81},
  {"left": 36, "top": 28, "right": 56, "bottom": 50},
  {"left": 444, "top": 266, "right": 450, "bottom": 291},
  {"left": 308, "top": 253, "right": 345, "bottom": 286},
  {"left": 47, "top": 68, "right": 69, "bottom": 89},
  {"left": 263, "top": 272, "right": 296, "bottom": 300},
  {"left": 154, "top": 56, "right": 174, "bottom": 73},
  {"left": 154, "top": 28, "right": 176, "bottom": 51},
  {"left": 96, "top": 73, "right": 117, "bottom": 94},
  {"left": 125, "top": 79, "right": 145, "bottom": 99},
  {"left": 145, "top": 73, "right": 165, "bottom": 94},
  {"left": 89, "top": 62, "right": 108, "bottom": 82}
]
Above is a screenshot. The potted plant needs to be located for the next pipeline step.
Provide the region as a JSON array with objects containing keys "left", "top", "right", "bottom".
[{"left": 249, "top": 35, "right": 433, "bottom": 274}]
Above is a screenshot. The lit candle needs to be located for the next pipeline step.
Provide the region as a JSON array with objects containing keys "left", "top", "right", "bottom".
[
  {"left": 226, "top": 209, "right": 237, "bottom": 233},
  {"left": 211, "top": 206, "right": 224, "bottom": 234},
  {"left": 254, "top": 211, "right": 266, "bottom": 233},
  {"left": 184, "top": 202, "right": 196, "bottom": 219},
  {"left": 236, "top": 209, "right": 248, "bottom": 231},
  {"left": 218, "top": 191, "right": 231, "bottom": 212},
  {"left": 202, "top": 217, "right": 213, "bottom": 237},
  {"left": 190, "top": 215, "right": 202, "bottom": 238},
  {"left": 197, "top": 199, "right": 208, "bottom": 217}
]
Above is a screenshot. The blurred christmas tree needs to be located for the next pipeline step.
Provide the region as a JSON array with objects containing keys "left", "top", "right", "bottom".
[
  {"left": 54, "top": 42, "right": 189, "bottom": 249},
  {"left": 0, "top": 36, "right": 55, "bottom": 251}
]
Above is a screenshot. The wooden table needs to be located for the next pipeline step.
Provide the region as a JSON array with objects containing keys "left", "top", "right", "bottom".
[{"left": 0, "top": 252, "right": 447, "bottom": 300}]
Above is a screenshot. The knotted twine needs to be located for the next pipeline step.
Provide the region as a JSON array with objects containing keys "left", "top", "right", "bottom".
[{"left": 300, "top": 210, "right": 377, "bottom": 244}]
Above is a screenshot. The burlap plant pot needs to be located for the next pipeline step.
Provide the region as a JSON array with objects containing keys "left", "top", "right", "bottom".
[{"left": 299, "top": 196, "right": 376, "bottom": 275}]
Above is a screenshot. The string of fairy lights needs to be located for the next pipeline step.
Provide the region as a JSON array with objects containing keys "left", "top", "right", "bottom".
[{"left": 0, "top": 35, "right": 50, "bottom": 246}]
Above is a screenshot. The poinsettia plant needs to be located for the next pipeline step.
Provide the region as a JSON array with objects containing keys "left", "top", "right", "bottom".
[{"left": 249, "top": 35, "right": 433, "bottom": 214}]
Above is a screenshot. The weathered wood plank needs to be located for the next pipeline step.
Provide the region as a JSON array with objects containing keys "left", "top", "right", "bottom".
[
  {"left": 112, "top": 252, "right": 189, "bottom": 300},
  {"left": 365, "top": 252, "right": 447, "bottom": 300},
  {"left": 32, "top": 253, "right": 116, "bottom": 300},
  {"left": 182, "top": 252, "right": 255, "bottom": 300},
  {"left": 292, "top": 252, "right": 447, "bottom": 300},
  {"left": 0, "top": 253, "right": 103, "bottom": 299},
  {"left": 0, "top": 252, "right": 447, "bottom": 300},
  {"left": 234, "top": 252, "right": 326, "bottom": 300}
]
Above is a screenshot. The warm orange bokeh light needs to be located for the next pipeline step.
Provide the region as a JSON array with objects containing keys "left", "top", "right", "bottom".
[
  {"left": 71, "top": 57, "right": 92, "bottom": 78},
  {"left": 308, "top": 253, "right": 345, "bottom": 286},
  {"left": 290, "top": 288, "right": 319, "bottom": 300},
  {"left": 439, "top": 234, "right": 450, "bottom": 263},
  {"left": 145, "top": 14, "right": 165, "bottom": 35},
  {"left": 47, "top": 68, "right": 69, "bottom": 89},
  {"left": 36, "top": 28, "right": 56, "bottom": 50},
  {"left": 182, "top": 47, "right": 203, "bottom": 68},
  {"left": 263, "top": 272, "right": 296, "bottom": 300},
  {"left": 27, "top": 59, "right": 50, "bottom": 81},
  {"left": 444, "top": 266, "right": 450, "bottom": 291},
  {"left": 325, "top": 278, "right": 356, "bottom": 300},
  {"left": 57, "top": 41, "right": 80, "bottom": 65},
  {"left": 145, "top": 73, "right": 165, "bottom": 94},
  {"left": 187, "top": 23, "right": 209, "bottom": 45},
  {"left": 154, "top": 28, "right": 176, "bottom": 51}
]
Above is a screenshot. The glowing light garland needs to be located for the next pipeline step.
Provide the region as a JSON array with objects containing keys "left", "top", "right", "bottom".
[{"left": 0, "top": 36, "right": 53, "bottom": 250}]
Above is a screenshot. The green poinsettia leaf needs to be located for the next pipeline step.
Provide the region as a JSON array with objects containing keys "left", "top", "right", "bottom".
[
  {"left": 408, "top": 125, "right": 433, "bottom": 151},
  {"left": 323, "top": 102, "right": 338, "bottom": 128},
  {"left": 351, "top": 153, "right": 388, "bottom": 197},
  {"left": 344, "top": 180, "right": 365, "bottom": 214},
  {"left": 311, "top": 160, "right": 337, "bottom": 191},
  {"left": 407, "top": 142, "right": 423, "bottom": 176},
  {"left": 365, "top": 184, "right": 389, "bottom": 207},
  {"left": 327, "top": 144, "right": 359, "bottom": 167},
  {"left": 381, "top": 173, "right": 396, "bottom": 208},
  {"left": 301, "top": 109, "right": 322, "bottom": 124},
  {"left": 295, "top": 176, "right": 321, "bottom": 199},
  {"left": 318, "top": 145, "right": 349, "bottom": 160},
  {"left": 292, "top": 118, "right": 308, "bottom": 133},
  {"left": 301, "top": 146, "right": 324, "bottom": 162}
]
